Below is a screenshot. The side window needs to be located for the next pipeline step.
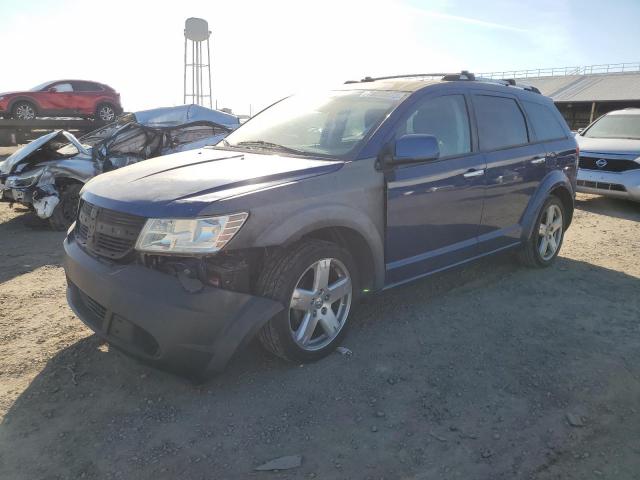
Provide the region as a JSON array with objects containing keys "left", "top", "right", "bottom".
[
  {"left": 473, "top": 95, "right": 528, "bottom": 150},
  {"left": 72, "top": 81, "right": 103, "bottom": 92},
  {"left": 53, "top": 83, "right": 73, "bottom": 93},
  {"left": 523, "top": 101, "right": 567, "bottom": 141},
  {"left": 395, "top": 94, "right": 471, "bottom": 158}
]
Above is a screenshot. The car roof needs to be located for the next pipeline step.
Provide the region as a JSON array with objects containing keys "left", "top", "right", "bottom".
[
  {"left": 605, "top": 108, "right": 640, "bottom": 116},
  {"left": 337, "top": 71, "right": 543, "bottom": 96}
]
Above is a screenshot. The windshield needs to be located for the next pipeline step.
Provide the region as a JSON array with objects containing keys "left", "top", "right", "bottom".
[
  {"left": 584, "top": 114, "right": 640, "bottom": 140},
  {"left": 29, "top": 81, "right": 53, "bottom": 92},
  {"left": 222, "top": 90, "right": 406, "bottom": 158}
]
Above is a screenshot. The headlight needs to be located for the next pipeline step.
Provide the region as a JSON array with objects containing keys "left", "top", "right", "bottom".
[
  {"left": 135, "top": 213, "right": 248, "bottom": 254},
  {"left": 5, "top": 167, "right": 45, "bottom": 189},
  {"left": 0, "top": 96, "right": 5, "bottom": 101}
]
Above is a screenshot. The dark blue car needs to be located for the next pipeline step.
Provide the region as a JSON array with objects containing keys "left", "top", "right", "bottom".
[{"left": 63, "top": 72, "right": 578, "bottom": 378}]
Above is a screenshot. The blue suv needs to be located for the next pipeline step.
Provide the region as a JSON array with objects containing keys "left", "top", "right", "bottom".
[{"left": 63, "top": 72, "right": 578, "bottom": 377}]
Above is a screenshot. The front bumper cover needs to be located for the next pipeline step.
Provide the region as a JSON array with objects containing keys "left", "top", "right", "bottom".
[
  {"left": 576, "top": 168, "right": 640, "bottom": 201},
  {"left": 64, "top": 236, "right": 283, "bottom": 376}
]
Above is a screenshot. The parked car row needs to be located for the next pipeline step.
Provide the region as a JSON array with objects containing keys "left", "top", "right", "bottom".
[
  {"left": 0, "top": 104, "right": 240, "bottom": 229},
  {"left": 0, "top": 79, "right": 122, "bottom": 121},
  {"left": 5, "top": 71, "right": 637, "bottom": 379}
]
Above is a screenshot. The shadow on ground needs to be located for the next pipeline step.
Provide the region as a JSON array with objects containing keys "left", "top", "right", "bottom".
[
  {"left": 1, "top": 255, "right": 639, "bottom": 480},
  {"left": 575, "top": 194, "right": 640, "bottom": 222},
  {"left": 0, "top": 207, "right": 66, "bottom": 284}
]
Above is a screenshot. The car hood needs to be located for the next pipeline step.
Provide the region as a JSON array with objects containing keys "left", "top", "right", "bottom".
[
  {"left": 0, "top": 130, "right": 89, "bottom": 174},
  {"left": 577, "top": 136, "right": 640, "bottom": 157},
  {"left": 0, "top": 91, "right": 20, "bottom": 97},
  {"left": 82, "top": 148, "right": 344, "bottom": 218}
]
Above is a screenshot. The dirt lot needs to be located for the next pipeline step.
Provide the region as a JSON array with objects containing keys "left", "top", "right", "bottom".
[{"left": 0, "top": 157, "right": 639, "bottom": 478}]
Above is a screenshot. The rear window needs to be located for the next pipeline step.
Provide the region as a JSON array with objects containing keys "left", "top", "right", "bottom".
[
  {"left": 523, "top": 101, "right": 566, "bottom": 141},
  {"left": 473, "top": 95, "right": 528, "bottom": 150}
]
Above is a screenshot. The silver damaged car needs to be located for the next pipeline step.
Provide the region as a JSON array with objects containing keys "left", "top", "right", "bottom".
[{"left": 0, "top": 104, "right": 239, "bottom": 229}]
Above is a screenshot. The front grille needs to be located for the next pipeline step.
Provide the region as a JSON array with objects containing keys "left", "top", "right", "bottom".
[
  {"left": 75, "top": 200, "right": 146, "bottom": 260},
  {"left": 577, "top": 180, "right": 627, "bottom": 192},
  {"left": 579, "top": 156, "right": 640, "bottom": 172}
]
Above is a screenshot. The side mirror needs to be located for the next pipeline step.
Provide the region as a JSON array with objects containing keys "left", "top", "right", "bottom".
[
  {"left": 577, "top": 128, "right": 584, "bottom": 135},
  {"left": 393, "top": 134, "right": 440, "bottom": 164},
  {"left": 48, "top": 87, "right": 57, "bottom": 93}
]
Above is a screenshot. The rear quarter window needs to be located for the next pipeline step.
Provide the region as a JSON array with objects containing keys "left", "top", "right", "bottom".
[
  {"left": 523, "top": 101, "right": 567, "bottom": 141},
  {"left": 473, "top": 95, "right": 528, "bottom": 151}
]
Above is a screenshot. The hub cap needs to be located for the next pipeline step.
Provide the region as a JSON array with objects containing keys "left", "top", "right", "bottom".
[
  {"left": 289, "top": 258, "right": 352, "bottom": 351},
  {"left": 538, "top": 204, "right": 563, "bottom": 261},
  {"left": 98, "top": 105, "right": 115, "bottom": 121},
  {"left": 15, "top": 104, "right": 35, "bottom": 120}
]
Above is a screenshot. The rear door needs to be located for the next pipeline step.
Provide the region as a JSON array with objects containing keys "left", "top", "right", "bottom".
[
  {"left": 471, "top": 92, "right": 545, "bottom": 253},
  {"left": 521, "top": 99, "right": 577, "bottom": 184},
  {"left": 385, "top": 92, "right": 486, "bottom": 285},
  {"left": 72, "top": 81, "right": 103, "bottom": 115}
]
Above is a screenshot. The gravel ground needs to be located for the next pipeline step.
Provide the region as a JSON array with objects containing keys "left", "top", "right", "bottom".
[{"left": 0, "top": 166, "right": 639, "bottom": 479}]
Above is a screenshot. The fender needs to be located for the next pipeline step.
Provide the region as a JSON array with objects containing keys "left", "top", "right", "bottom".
[
  {"left": 254, "top": 204, "right": 386, "bottom": 290},
  {"left": 7, "top": 95, "right": 41, "bottom": 113},
  {"left": 40, "top": 158, "right": 96, "bottom": 184},
  {"left": 520, "top": 169, "right": 574, "bottom": 242}
]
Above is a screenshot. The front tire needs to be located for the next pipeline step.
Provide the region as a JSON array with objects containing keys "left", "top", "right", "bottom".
[
  {"left": 518, "top": 195, "right": 565, "bottom": 267},
  {"left": 48, "top": 183, "right": 82, "bottom": 230},
  {"left": 12, "top": 101, "right": 37, "bottom": 120},
  {"left": 257, "top": 240, "right": 359, "bottom": 362}
]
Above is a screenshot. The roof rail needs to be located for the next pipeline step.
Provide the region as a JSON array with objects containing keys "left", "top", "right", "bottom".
[
  {"left": 344, "top": 70, "right": 541, "bottom": 94},
  {"left": 344, "top": 70, "right": 476, "bottom": 84}
]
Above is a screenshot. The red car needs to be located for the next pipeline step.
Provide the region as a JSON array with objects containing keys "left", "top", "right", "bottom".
[{"left": 0, "top": 80, "right": 122, "bottom": 121}]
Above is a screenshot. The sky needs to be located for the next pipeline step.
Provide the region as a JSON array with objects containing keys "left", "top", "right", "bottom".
[{"left": 0, "top": 0, "right": 638, "bottom": 115}]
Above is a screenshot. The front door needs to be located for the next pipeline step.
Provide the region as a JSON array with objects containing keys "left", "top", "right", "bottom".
[
  {"left": 47, "top": 82, "right": 75, "bottom": 113},
  {"left": 385, "top": 93, "right": 486, "bottom": 286}
]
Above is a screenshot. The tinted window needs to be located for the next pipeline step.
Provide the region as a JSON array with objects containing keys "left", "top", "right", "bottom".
[
  {"left": 73, "top": 81, "right": 102, "bottom": 92},
  {"left": 523, "top": 101, "right": 566, "bottom": 141},
  {"left": 474, "top": 95, "right": 528, "bottom": 150},
  {"left": 396, "top": 94, "right": 471, "bottom": 157}
]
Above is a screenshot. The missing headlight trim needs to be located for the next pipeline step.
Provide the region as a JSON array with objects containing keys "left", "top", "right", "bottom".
[{"left": 140, "top": 250, "right": 261, "bottom": 294}]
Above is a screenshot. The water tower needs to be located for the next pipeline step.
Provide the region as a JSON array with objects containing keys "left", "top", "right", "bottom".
[{"left": 184, "top": 17, "right": 212, "bottom": 108}]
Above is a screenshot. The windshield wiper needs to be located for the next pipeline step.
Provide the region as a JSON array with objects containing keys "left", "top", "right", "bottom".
[{"left": 234, "top": 140, "right": 306, "bottom": 155}]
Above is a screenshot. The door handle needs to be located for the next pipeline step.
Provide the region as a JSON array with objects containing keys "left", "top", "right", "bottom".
[
  {"left": 463, "top": 169, "right": 485, "bottom": 178},
  {"left": 530, "top": 157, "right": 546, "bottom": 165}
]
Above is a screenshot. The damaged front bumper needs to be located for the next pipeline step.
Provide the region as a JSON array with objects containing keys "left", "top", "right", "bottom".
[
  {"left": 64, "top": 234, "right": 283, "bottom": 377},
  {"left": 1, "top": 168, "right": 61, "bottom": 218}
]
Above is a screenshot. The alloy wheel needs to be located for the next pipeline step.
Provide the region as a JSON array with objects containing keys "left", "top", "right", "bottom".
[
  {"left": 15, "top": 104, "right": 35, "bottom": 120},
  {"left": 288, "top": 258, "right": 352, "bottom": 351},
  {"left": 98, "top": 105, "right": 115, "bottom": 121},
  {"left": 538, "top": 204, "right": 563, "bottom": 261}
]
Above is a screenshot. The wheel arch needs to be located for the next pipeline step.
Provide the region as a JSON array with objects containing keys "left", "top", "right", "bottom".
[
  {"left": 8, "top": 96, "right": 40, "bottom": 114},
  {"left": 520, "top": 171, "right": 575, "bottom": 242},
  {"left": 248, "top": 205, "right": 385, "bottom": 291}
]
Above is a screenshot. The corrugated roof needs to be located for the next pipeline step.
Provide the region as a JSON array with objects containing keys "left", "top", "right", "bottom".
[{"left": 524, "top": 72, "right": 640, "bottom": 102}]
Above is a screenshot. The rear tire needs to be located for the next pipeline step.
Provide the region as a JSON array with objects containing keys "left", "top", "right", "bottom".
[
  {"left": 518, "top": 195, "right": 565, "bottom": 268},
  {"left": 257, "top": 239, "right": 359, "bottom": 363},
  {"left": 12, "top": 101, "right": 37, "bottom": 120},
  {"left": 96, "top": 103, "right": 116, "bottom": 122},
  {"left": 48, "top": 183, "right": 82, "bottom": 231}
]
